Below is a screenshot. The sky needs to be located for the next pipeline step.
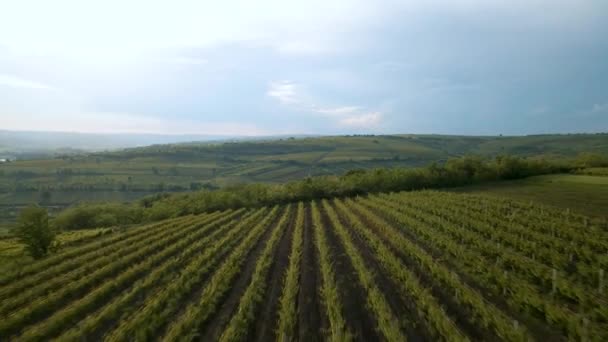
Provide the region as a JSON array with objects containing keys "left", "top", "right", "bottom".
[{"left": 1, "top": 0, "right": 607, "bottom": 136}]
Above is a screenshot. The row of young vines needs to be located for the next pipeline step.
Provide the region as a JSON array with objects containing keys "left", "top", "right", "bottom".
[{"left": 1, "top": 191, "right": 603, "bottom": 341}]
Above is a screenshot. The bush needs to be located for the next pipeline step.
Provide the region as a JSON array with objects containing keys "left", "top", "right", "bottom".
[
  {"left": 13, "top": 206, "right": 56, "bottom": 259},
  {"left": 53, "top": 203, "right": 143, "bottom": 231}
]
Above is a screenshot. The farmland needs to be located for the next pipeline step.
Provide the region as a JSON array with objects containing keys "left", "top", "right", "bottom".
[
  {"left": 2, "top": 133, "right": 607, "bottom": 227},
  {"left": 1, "top": 191, "right": 606, "bottom": 341},
  {"left": 456, "top": 174, "right": 608, "bottom": 218}
]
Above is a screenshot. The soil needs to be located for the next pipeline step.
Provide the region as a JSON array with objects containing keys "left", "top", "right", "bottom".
[
  {"left": 253, "top": 207, "right": 297, "bottom": 341},
  {"left": 318, "top": 204, "right": 379, "bottom": 341},
  {"left": 297, "top": 203, "right": 324, "bottom": 342},
  {"left": 329, "top": 201, "right": 428, "bottom": 341},
  {"left": 364, "top": 202, "right": 565, "bottom": 341},
  {"left": 197, "top": 208, "right": 286, "bottom": 340}
]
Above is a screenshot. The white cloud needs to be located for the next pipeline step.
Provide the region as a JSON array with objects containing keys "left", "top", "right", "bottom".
[
  {"left": 339, "top": 111, "right": 382, "bottom": 127},
  {"left": 267, "top": 80, "right": 383, "bottom": 128},
  {"left": 314, "top": 106, "right": 361, "bottom": 116},
  {"left": 0, "top": 74, "right": 56, "bottom": 90},
  {"left": 267, "top": 81, "right": 299, "bottom": 104}
]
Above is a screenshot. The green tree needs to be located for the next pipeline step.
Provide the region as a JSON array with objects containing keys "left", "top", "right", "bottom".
[{"left": 14, "top": 206, "right": 56, "bottom": 259}]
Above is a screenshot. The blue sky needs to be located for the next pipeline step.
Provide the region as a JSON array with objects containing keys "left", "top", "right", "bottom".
[{"left": 1, "top": 0, "right": 607, "bottom": 136}]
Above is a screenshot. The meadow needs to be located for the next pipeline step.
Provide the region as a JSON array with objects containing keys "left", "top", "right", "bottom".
[{"left": 1, "top": 191, "right": 607, "bottom": 341}]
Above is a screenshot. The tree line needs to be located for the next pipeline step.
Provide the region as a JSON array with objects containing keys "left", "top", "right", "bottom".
[{"left": 51, "top": 154, "right": 583, "bottom": 231}]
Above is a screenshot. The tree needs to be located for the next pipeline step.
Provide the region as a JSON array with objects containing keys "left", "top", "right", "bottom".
[{"left": 14, "top": 206, "right": 56, "bottom": 259}]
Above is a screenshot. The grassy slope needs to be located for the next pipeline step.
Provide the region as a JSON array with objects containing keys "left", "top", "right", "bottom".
[{"left": 453, "top": 174, "right": 608, "bottom": 219}]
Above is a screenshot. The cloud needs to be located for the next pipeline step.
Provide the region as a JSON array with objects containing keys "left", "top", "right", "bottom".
[
  {"left": 267, "top": 80, "right": 383, "bottom": 128},
  {"left": 314, "top": 106, "right": 361, "bottom": 116},
  {"left": 267, "top": 81, "right": 299, "bottom": 104},
  {"left": 0, "top": 74, "right": 56, "bottom": 90},
  {"left": 338, "top": 111, "right": 382, "bottom": 127}
]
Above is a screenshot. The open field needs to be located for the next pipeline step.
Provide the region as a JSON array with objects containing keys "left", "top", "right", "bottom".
[
  {"left": 1, "top": 191, "right": 606, "bottom": 341},
  {"left": 455, "top": 174, "right": 608, "bottom": 218}
]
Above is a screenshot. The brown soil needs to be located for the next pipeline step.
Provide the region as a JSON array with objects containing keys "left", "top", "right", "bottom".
[
  {"left": 318, "top": 204, "right": 379, "bottom": 341},
  {"left": 88, "top": 215, "right": 247, "bottom": 341},
  {"left": 253, "top": 207, "right": 297, "bottom": 341},
  {"left": 328, "top": 201, "right": 428, "bottom": 341},
  {"left": 364, "top": 202, "right": 565, "bottom": 341},
  {"left": 197, "top": 208, "right": 286, "bottom": 341},
  {"left": 297, "top": 203, "right": 324, "bottom": 342},
  {"left": 152, "top": 213, "right": 256, "bottom": 338}
]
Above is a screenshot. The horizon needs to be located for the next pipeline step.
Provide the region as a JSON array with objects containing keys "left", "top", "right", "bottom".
[
  {"left": 2, "top": 1, "right": 608, "bottom": 136},
  {"left": 2, "top": 128, "right": 607, "bottom": 139}
]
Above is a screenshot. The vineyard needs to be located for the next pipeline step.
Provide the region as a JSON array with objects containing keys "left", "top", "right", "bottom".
[{"left": 1, "top": 191, "right": 607, "bottom": 341}]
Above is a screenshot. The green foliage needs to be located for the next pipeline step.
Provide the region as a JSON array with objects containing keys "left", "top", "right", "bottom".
[
  {"left": 575, "top": 152, "right": 608, "bottom": 168},
  {"left": 53, "top": 203, "right": 143, "bottom": 231},
  {"left": 13, "top": 206, "right": 56, "bottom": 259},
  {"left": 49, "top": 155, "right": 573, "bottom": 230},
  {"left": 2, "top": 191, "right": 608, "bottom": 340}
]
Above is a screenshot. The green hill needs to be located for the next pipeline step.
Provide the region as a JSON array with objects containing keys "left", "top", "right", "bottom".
[{"left": 1, "top": 133, "right": 607, "bottom": 226}]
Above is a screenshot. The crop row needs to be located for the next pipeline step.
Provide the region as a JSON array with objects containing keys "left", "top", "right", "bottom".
[
  {"left": 56, "top": 209, "right": 258, "bottom": 341},
  {"left": 161, "top": 206, "right": 282, "bottom": 340},
  {"left": 5, "top": 209, "right": 246, "bottom": 339},
  {"left": 0, "top": 210, "right": 235, "bottom": 315},
  {"left": 0, "top": 214, "right": 200, "bottom": 286},
  {"left": 219, "top": 204, "right": 293, "bottom": 341},
  {"left": 276, "top": 202, "right": 305, "bottom": 341},
  {"left": 106, "top": 208, "right": 269, "bottom": 341},
  {"left": 311, "top": 201, "right": 350, "bottom": 341},
  {"left": 365, "top": 194, "right": 604, "bottom": 340},
  {"left": 382, "top": 194, "right": 608, "bottom": 314}
]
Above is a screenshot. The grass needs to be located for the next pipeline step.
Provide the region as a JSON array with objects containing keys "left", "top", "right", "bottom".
[{"left": 453, "top": 174, "right": 608, "bottom": 219}]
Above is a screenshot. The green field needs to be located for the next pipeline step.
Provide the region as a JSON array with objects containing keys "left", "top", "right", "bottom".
[
  {"left": 455, "top": 174, "right": 608, "bottom": 219},
  {"left": 1, "top": 133, "right": 607, "bottom": 224},
  {"left": 0, "top": 191, "right": 606, "bottom": 341}
]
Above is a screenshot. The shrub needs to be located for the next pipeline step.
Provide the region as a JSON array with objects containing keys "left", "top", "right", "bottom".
[{"left": 13, "top": 206, "right": 56, "bottom": 259}]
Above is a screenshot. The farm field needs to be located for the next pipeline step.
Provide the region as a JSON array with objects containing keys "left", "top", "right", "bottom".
[
  {"left": 2, "top": 133, "right": 607, "bottom": 226},
  {"left": 0, "top": 228, "right": 114, "bottom": 275},
  {"left": 1, "top": 191, "right": 607, "bottom": 341},
  {"left": 456, "top": 174, "right": 608, "bottom": 219}
]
